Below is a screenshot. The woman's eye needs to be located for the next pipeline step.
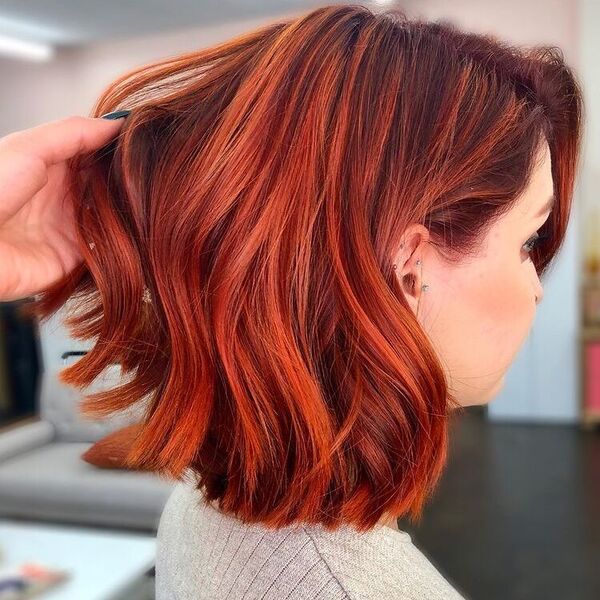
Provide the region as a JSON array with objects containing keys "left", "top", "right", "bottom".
[{"left": 523, "top": 232, "right": 549, "bottom": 254}]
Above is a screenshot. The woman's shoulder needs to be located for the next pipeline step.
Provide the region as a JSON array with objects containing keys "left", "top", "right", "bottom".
[
  {"left": 156, "top": 476, "right": 467, "bottom": 599},
  {"left": 303, "top": 519, "right": 467, "bottom": 599},
  {"left": 156, "top": 476, "right": 348, "bottom": 599}
]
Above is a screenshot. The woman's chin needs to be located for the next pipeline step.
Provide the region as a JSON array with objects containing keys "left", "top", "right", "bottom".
[
  {"left": 486, "top": 375, "right": 506, "bottom": 403},
  {"left": 473, "top": 377, "right": 506, "bottom": 407},
  {"left": 450, "top": 375, "right": 506, "bottom": 408}
]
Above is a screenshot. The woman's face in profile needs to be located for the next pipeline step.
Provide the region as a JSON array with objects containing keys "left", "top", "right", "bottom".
[{"left": 397, "top": 142, "right": 554, "bottom": 407}]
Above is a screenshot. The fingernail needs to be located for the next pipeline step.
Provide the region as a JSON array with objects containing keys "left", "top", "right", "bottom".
[{"left": 100, "top": 109, "right": 131, "bottom": 120}]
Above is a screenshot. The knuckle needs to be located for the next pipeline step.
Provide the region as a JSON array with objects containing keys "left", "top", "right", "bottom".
[{"left": 64, "top": 115, "right": 84, "bottom": 126}]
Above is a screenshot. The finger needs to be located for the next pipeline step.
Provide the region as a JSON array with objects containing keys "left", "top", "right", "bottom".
[{"left": 0, "top": 114, "right": 127, "bottom": 168}]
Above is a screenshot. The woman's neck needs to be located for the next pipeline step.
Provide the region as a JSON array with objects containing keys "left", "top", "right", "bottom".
[{"left": 381, "top": 513, "right": 400, "bottom": 532}]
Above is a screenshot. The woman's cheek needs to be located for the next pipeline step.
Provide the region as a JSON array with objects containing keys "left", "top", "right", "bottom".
[{"left": 490, "top": 272, "right": 538, "bottom": 367}]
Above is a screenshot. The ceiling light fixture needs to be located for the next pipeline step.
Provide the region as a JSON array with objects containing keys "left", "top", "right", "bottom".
[{"left": 0, "top": 33, "right": 54, "bottom": 62}]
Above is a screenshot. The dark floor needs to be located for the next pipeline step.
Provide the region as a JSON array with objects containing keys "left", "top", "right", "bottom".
[{"left": 397, "top": 406, "right": 600, "bottom": 600}]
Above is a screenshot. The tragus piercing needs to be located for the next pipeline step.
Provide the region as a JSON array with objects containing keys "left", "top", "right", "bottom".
[
  {"left": 416, "top": 259, "right": 421, "bottom": 266},
  {"left": 391, "top": 262, "right": 429, "bottom": 290}
]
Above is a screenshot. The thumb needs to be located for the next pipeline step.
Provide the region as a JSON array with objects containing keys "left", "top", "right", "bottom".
[{"left": 0, "top": 111, "right": 130, "bottom": 168}]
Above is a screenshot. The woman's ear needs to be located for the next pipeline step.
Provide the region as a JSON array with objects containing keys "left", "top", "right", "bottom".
[{"left": 393, "top": 224, "right": 430, "bottom": 316}]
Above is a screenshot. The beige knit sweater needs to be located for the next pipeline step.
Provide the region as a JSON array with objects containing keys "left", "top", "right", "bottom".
[{"left": 156, "top": 473, "right": 468, "bottom": 599}]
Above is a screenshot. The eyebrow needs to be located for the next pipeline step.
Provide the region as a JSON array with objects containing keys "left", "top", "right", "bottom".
[{"left": 535, "top": 194, "right": 555, "bottom": 217}]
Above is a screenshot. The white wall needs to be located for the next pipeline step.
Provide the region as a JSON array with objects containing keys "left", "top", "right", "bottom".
[
  {"left": 580, "top": 3, "right": 600, "bottom": 216},
  {"left": 0, "top": 9, "right": 306, "bottom": 134}
]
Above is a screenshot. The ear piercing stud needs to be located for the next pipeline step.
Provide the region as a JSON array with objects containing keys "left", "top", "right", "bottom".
[{"left": 392, "top": 253, "right": 429, "bottom": 291}]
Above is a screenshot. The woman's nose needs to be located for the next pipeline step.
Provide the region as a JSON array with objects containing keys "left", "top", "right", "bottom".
[{"left": 534, "top": 280, "right": 544, "bottom": 305}]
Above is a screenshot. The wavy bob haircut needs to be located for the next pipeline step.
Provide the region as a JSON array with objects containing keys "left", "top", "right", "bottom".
[{"left": 22, "top": 3, "right": 583, "bottom": 531}]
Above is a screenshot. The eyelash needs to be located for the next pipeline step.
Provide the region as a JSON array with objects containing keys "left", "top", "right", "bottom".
[{"left": 523, "top": 232, "right": 550, "bottom": 254}]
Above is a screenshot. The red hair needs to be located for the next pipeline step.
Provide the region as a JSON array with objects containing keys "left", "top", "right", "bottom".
[{"left": 21, "top": 4, "right": 583, "bottom": 531}]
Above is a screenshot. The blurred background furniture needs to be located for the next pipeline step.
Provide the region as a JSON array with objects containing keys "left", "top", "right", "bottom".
[
  {"left": 0, "top": 307, "right": 176, "bottom": 531},
  {"left": 0, "top": 518, "right": 156, "bottom": 600}
]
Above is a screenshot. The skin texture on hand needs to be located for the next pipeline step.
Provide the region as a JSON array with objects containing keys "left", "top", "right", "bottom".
[{"left": 0, "top": 114, "right": 126, "bottom": 302}]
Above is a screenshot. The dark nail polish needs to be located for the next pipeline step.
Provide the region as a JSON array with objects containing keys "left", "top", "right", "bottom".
[{"left": 101, "top": 109, "right": 131, "bottom": 120}]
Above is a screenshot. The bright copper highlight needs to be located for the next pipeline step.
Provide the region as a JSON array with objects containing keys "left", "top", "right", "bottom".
[{"left": 21, "top": 4, "right": 583, "bottom": 531}]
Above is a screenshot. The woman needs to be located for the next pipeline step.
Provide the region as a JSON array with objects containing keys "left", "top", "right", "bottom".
[{"left": 0, "top": 4, "right": 583, "bottom": 599}]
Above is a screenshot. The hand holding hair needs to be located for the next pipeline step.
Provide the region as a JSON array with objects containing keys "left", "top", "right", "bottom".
[{"left": 0, "top": 110, "right": 129, "bottom": 302}]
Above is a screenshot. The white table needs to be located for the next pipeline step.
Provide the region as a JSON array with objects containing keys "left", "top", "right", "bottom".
[{"left": 0, "top": 519, "right": 156, "bottom": 600}]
